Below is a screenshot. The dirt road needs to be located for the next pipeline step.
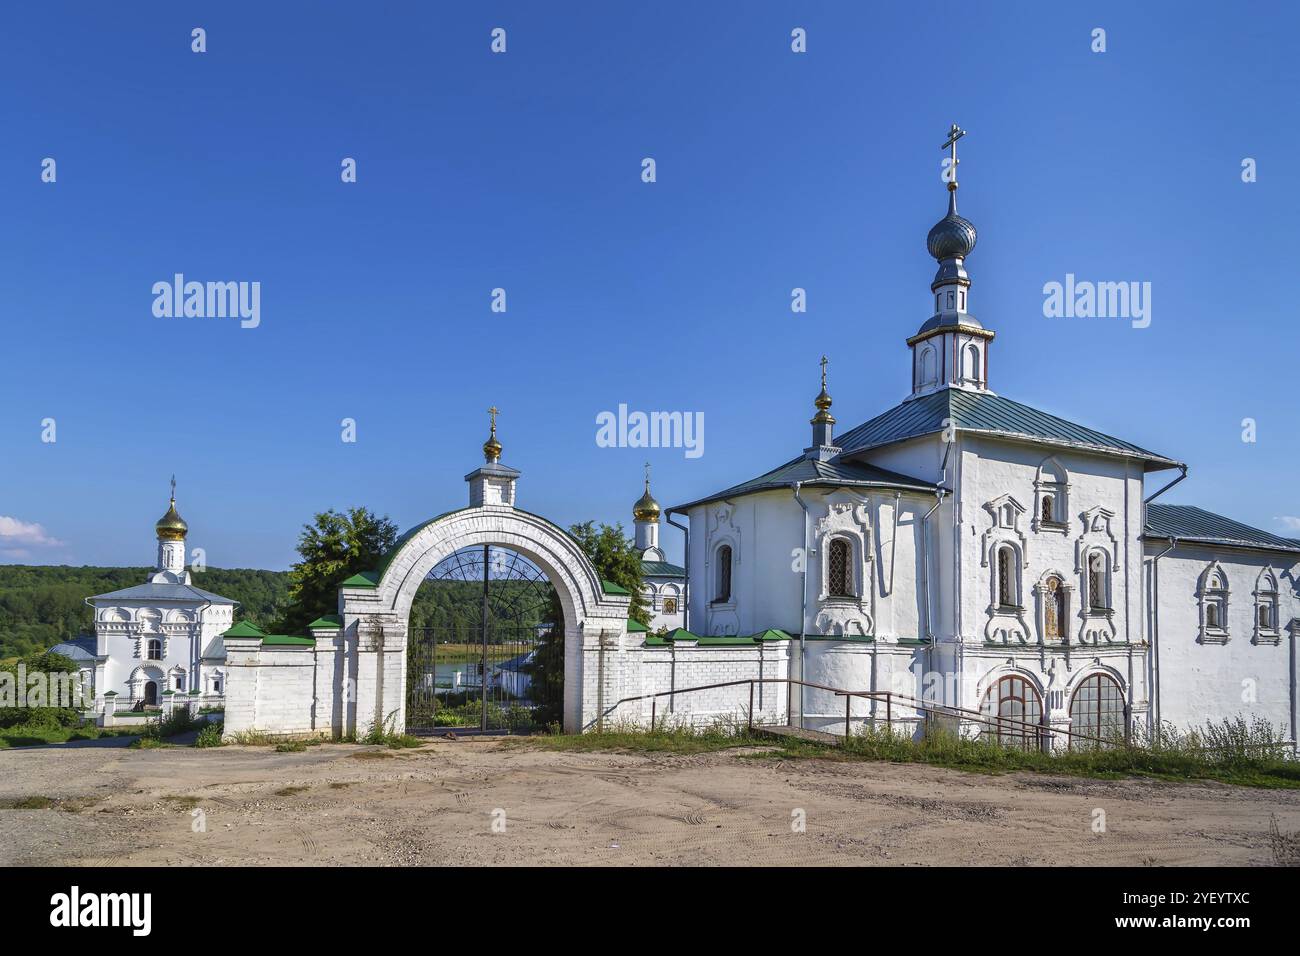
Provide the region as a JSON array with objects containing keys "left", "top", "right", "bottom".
[{"left": 1, "top": 739, "right": 1295, "bottom": 866}]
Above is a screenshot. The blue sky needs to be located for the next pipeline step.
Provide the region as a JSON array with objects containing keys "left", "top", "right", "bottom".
[{"left": 2, "top": 1, "right": 1297, "bottom": 570}]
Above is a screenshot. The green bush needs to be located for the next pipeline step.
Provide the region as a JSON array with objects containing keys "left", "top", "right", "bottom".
[{"left": 194, "top": 721, "right": 224, "bottom": 748}]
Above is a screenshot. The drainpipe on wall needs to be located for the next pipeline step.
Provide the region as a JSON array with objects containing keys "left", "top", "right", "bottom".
[
  {"left": 1142, "top": 463, "right": 1186, "bottom": 737},
  {"left": 792, "top": 482, "right": 812, "bottom": 731},
  {"left": 665, "top": 509, "right": 690, "bottom": 633},
  {"left": 1149, "top": 537, "right": 1177, "bottom": 734},
  {"left": 920, "top": 491, "right": 946, "bottom": 652}
]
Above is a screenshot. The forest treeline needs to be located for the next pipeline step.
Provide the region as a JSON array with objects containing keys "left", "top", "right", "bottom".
[{"left": 0, "top": 566, "right": 289, "bottom": 659}]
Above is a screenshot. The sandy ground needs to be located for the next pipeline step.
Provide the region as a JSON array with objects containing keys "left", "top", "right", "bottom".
[{"left": 0, "top": 737, "right": 1296, "bottom": 866}]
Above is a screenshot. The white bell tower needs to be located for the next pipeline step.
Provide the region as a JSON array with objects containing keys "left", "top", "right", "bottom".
[{"left": 908, "top": 124, "right": 995, "bottom": 398}]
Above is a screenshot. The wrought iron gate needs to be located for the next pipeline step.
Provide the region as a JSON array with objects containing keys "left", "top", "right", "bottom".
[{"left": 406, "top": 545, "right": 560, "bottom": 734}]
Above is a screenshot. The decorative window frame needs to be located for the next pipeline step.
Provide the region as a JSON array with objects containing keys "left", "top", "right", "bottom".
[
  {"left": 812, "top": 496, "right": 875, "bottom": 637},
  {"left": 981, "top": 496, "right": 1030, "bottom": 644},
  {"left": 1077, "top": 548, "right": 1117, "bottom": 644},
  {"left": 705, "top": 503, "right": 740, "bottom": 636},
  {"left": 1031, "top": 456, "right": 1070, "bottom": 535},
  {"left": 1196, "top": 562, "right": 1231, "bottom": 645},
  {"left": 1252, "top": 567, "right": 1281, "bottom": 645},
  {"left": 1033, "top": 569, "right": 1072, "bottom": 645}
]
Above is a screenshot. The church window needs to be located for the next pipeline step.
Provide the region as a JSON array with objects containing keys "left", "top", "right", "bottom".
[
  {"left": 1254, "top": 569, "right": 1279, "bottom": 641},
  {"left": 1041, "top": 495, "right": 1054, "bottom": 524},
  {"left": 1198, "top": 565, "right": 1230, "bottom": 642},
  {"left": 714, "top": 545, "right": 732, "bottom": 603},
  {"left": 1087, "top": 552, "right": 1109, "bottom": 610},
  {"left": 963, "top": 343, "right": 980, "bottom": 383},
  {"left": 980, "top": 676, "right": 1043, "bottom": 750},
  {"left": 996, "top": 546, "right": 1018, "bottom": 607},
  {"left": 827, "top": 538, "right": 853, "bottom": 597},
  {"left": 919, "top": 346, "right": 937, "bottom": 387},
  {"left": 175, "top": 674, "right": 186, "bottom": 691},
  {"left": 959, "top": 290, "right": 966, "bottom": 310},
  {"left": 1069, "top": 673, "right": 1126, "bottom": 749},
  {"left": 212, "top": 678, "right": 223, "bottom": 695},
  {"left": 946, "top": 290, "right": 955, "bottom": 309},
  {"left": 147, "top": 639, "right": 163, "bottom": 660}
]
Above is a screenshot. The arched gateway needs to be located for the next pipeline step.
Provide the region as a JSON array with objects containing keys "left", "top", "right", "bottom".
[{"left": 220, "top": 422, "right": 632, "bottom": 740}]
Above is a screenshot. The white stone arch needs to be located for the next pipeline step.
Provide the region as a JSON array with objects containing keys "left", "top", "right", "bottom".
[
  {"left": 341, "top": 506, "right": 631, "bottom": 735},
  {"left": 128, "top": 664, "right": 165, "bottom": 704},
  {"left": 975, "top": 662, "right": 1046, "bottom": 723}
]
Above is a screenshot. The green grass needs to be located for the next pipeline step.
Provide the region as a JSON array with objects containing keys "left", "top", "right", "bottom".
[
  {"left": 512, "top": 718, "right": 764, "bottom": 755},
  {"left": 0, "top": 724, "right": 141, "bottom": 748},
  {"left": 516, "top": 715, "right": 1300, "bottom": 790}
]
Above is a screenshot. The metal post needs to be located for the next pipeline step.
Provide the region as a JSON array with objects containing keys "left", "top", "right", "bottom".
[
  {"left": 651, "top": 698, "right": 656, "bottom": 732},
  {"left": 481, "top": 544, "right": 490, "bottom": 732},
  {"left": 886, "top": 693, "right": 892, "bottom": 731},
  {"left": 748, "top": 681, "right": 754, "bottom": 732},
  {"left": 844, "top": 695, "right": 851, "bottom": 739}
]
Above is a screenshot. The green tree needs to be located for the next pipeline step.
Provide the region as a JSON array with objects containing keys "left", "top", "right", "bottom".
[
  {"left": 567, "top": 520, "right": 649, "bottom": 626},
  {"left": 278, "top": 508, "right": 398, "bottom": 634},
  {"left": 527, "top": 521, "right": 648, "bottom": 727}
]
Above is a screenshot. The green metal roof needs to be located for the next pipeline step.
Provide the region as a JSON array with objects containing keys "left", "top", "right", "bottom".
[
  {"left": 222, "top": 620, "right": 266, "bottom": 639},
  {"left": 641, "top": 560, "right": 685, "bottom": 578},
  {"left": 626, "top": 618, "right": 649, "bottom": 633},
  {"left": 671, "top": 454, "right": 934, "bottom": 512},
  {"left": 601, "top": 579, "right": 631, "bottom": 595},
  {"left": 1145, "top": 504, "right": 1300, "bottom": 555},
  {"left": 836, "top": 387, "right": 1181, "bottom": 470},
  {"left": 307, "top": 614, "right": 342, "bottom": 629},
  {"left": 340, "top": 571, "right": 380, "bottom": 588},
  {"left": 642, "top": 627, "right": 795, "bottom": 647}
]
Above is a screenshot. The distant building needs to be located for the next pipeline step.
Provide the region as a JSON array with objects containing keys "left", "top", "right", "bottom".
[
  {"left": 631, "top": 471, "right": 685, "bottom": 632},
  {"left": 86, "top": 487, "right": 235, "bottom": 710}
]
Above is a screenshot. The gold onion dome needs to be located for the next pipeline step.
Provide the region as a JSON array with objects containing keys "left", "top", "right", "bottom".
[
  {"left": 156, "top": 496, "right": 188, "bottom": 540},
  {"left": 633, "top": 480, "right": 661, "bottom": 522},
  {"left": 483, "top": 406, "right": 502, "bottom": 462}
]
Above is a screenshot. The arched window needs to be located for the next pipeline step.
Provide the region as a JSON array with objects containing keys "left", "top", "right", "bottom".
[
  {"left": 1254, "top": 569, "right": 1280, "bottom": 641},
  {"left": 147, "top": 638, "right": 163, "bottom": 660},
  {"left": 980, "top": 676, "right": 1043, "bottom": 750},
  {"left": 1198, "top": 564, "right": 1229, "bottom": 642},
  {"left": 1041, "top": 495, "right": 1054, "bottom": 525},
  {"left": 714, "top": 545, "right": 732, "bottom": 604},
  {"left": 996, "top": 546, "right": 1018, "bottom": 607},
  {"left": 1069, "top": 673, "right": 1127, "bottom": 749},
  {"left": 1087, "top": 552, "right": 1108, "bottom": 610},
  {"left": 963, "top": 343, "right": 980, "bottom": 383},
  {"left": 919, "top": 347, "right": 937, "bottom": 387},
  {"left": 827, "top": 538, "right": 853, "bottom": 597}
]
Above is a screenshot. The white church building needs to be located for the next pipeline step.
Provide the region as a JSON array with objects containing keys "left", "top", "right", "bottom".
[
  {"left": 86, "top": 487, "right": 234, "bottom": 713},
  {"left": 80, "top": 137, "right": 1300, "bottom": 746}
]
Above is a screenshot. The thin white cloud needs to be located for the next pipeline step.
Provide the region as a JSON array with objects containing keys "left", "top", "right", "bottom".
[
  {"left": 1275, "top": 516, "right": 1300, "bottom": 532},
  {"left": 0, "top": 515, "right": 64, "bottom": 550}
]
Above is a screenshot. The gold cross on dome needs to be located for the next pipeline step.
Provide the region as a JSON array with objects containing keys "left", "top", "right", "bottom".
[
  {"left": 487, "top": 406, "right": 499, "bottom": 435},
  {"left": 819, "top": 354, "right": 828, "bottom": 389},
  {"left": 170, "top": 474, "right": 176, "bottom": 501}
]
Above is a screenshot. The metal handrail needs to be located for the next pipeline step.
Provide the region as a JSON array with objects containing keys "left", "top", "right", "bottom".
[
  {"left": 611, "top": 677, "right": 1119, "bottom": 751},
  {"left": 610, "top": 676, "right": 1297, "bottom": 756}
]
